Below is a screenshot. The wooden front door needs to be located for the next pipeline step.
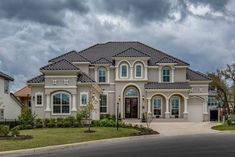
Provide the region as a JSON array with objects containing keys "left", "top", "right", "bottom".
[{"left": 125, "top": 98, "right": 138, "bottom": 118}]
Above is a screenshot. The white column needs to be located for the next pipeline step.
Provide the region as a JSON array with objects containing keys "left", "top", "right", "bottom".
[
  {"left": 165, "top": 98, "right": 170, "bottom": 118},
  {"left": 71, "top": 94, "right": 77, "bottom": 111},
  {"left": 130, "top": 67, "right": 133, "bottom": 79},
  {"left": 45, "top": 94, "right": 50, "bottom": 111},
  {"left": 115, "top": 66, "right": 118, "bottom": 80},
  {"left": 94, "top": 67, "right": 97, "bottom": 82},
  {"left": 203, "top": 101, "right": 208, "bottom": 114},
  {"left": 171, "top": 67, "right": 175, "bottom": 83},
  {"left": 144, "top": 67, "right": 148, "bottom": 80},
  {"left": 147, "top": 98, "right": 151, "bottom": 113},
  {"left": 107, "top": 68, "right": 110, "bottom": 83},
  {"left": 158, "top": 66, "right": 162, "bottom": 83},
  {"left": 183, "top": 98, "right": 188, "bottom": 113}
]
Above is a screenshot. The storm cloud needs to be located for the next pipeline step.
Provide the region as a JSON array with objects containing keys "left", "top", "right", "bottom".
[{"left": 0, "top": 0, "right": 234, "bottom": 91}]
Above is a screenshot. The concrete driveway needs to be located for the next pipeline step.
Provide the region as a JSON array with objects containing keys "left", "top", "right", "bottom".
[{"left": 132, "top": 122, "right": 221, "bottom": 136}]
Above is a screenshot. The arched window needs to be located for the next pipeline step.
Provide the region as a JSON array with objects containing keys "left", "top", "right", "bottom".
[
  {"left": 152, "top": 96, "right": 162, "bottom": 116},
  {"left": 52, "top": 92, "right": 70, "bottom": 114},
  {"left": 125, "top": 87, "right": 139, "bottom": 97},
  {"left": 170, "top": 96, "right": 180, "bottom": 116},
  {"left": 120, "top": 63, "right": 128, "bottom": 78},
  {"left": 135, "top": 64, "right": 143, "bottom": 78},
  {"left": 162, "top": 67, "right": 171, "bottom": 82},
  {"left": 98, "top": 67, "right": 106, "bottom": 83}
]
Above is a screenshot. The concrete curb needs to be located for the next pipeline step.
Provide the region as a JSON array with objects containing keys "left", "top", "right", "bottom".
[{"left": 0, "top": 135, "right": 159, "bottom": 157}]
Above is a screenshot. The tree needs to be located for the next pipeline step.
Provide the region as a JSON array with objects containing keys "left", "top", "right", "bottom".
[
  {"left": 146, "top": 112, "right": 154, "bottom": 129},
  {"left": 208, "top": 72, "right": 231, "bottom": 114}
]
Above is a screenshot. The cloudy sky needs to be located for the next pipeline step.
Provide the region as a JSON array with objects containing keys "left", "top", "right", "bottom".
[{"left": 0, "top": 0, "right": 235, "bottom": 91}]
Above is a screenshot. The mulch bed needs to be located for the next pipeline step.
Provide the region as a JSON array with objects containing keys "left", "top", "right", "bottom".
[{"left": 0, "top": 135, "right": 32, "bottom": 140}]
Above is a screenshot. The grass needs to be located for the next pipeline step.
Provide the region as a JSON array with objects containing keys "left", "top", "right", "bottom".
[
  {"left": 0, "top": 127, "right": 139, "bottom": 152},
  {"left": 212, "top": 124, "right": 235, "bottom": 131}
]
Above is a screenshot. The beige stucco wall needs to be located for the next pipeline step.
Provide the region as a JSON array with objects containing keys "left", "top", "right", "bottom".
[{"left": 0, "top": 78, "right": 21, "bottom": 119}]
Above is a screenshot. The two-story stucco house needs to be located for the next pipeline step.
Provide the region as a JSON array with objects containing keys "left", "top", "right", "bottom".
[
  {"left": 0, "top": 71, "right": 22, "bottom": 120},
  {"left": 27, "top": 42, "right": 210, "bottom": 122}
]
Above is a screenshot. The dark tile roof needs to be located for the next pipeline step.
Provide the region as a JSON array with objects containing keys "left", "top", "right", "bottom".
[
  {"left": 78, "top": 42, "right": 189, "bottom": 66},
  {"left": 145, "top": 82, "right": 191, "bottom": 89},
  {"left": 77, "top": 72, "right": 95, "bottom": 83},
  {"left": 27, "top": 74, "right": 45, "bottom": 83},
  {"left": 93, "top": 57, "right": 113, "bottom": 64},
  {"left": 40, "top": 59, "right": 79, "bottom": 71},
  {"left": 112, "top": 47, "right": 150, "bottom": 57},
  {"left": 0, "top": 71, "right": 14, "bottom": 81},
  {"left": 156, "top": 57, "right": 178, "bottom": 64},
  {"left": 49, "top": 50, "right": 90, "bottom": 63},
  {"left": 186, "top": 68, "right": 210, "bottom": 81}
]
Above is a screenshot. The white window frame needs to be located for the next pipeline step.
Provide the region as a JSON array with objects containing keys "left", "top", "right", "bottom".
[
  {"left": 152, "top": 96, "right": 162, "bottom": 116},
  {"left": 98, "top": 67, "right": 107, "bottom": 83},
  {"left": 64, "top": 79, "right": 69, "bottom": 85},
  {"left": 170, "top": 96, "right": 180, "bottom": 117},
  {"left": 80, "top": 92, "right": 88, "bottom": 106},
  {"left": 0, "top": 109, "right": 4, "bottom": 120},
  {"left": 52, "top": 80, "right": 57, "bottom": 85},
  {"left": 51, "top": 91, "right": 71, "bottom": 115},
  {"left": 100, "top": 93, "right": 108, "bottom": 114},
  {"left": 4, "top": 80, "right": 9, "bottom": 94},
  {"left": 135, "top": 63, "right": 143, "bottom": 78},
  {"left": 35, "top": 92, "right": 43, "bottom": 107},
  {"left": 120, "top": 63, "right": 129, "bottom": 79},
  {"left": 162, "top": 66, "right": 171, "bottom": 83}
]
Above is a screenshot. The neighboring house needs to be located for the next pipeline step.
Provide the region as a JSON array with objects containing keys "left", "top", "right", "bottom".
[
  {"left": 208, "top": 88, "right": 220, "bottom": 121},
  {"left": 15, "top": 86, "right": 32, "bottom": 110},
  {"left": 0, "top": 71, "right": 22, "bottom": 120},
  {"left": 27, "top": 42, "right": 211, "bottom": 122}
]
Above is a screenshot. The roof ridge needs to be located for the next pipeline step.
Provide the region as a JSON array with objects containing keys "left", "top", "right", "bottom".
[
  {"left": 76, "top": 53, "right": 91, "bottom": 62},
  {"left": 48, "top": 50, "right": 77, "bottom": 62},
  {"left": 78, "top": 43, "right": 100, "bottom": 54},
  {"left": 187, "top": 68, "right": 209, "bottom": 79},
  {"left": 40, "top": 59, "right": 79, "bottom": 71},
  {"left": 137, "top": 42, "right": 189, "bottom": 66},
  {"left": 113, "top": 47, "right": 150, "bottom": 57},
  {"left": 156, "top": 56, "right": 177, "bottom": 63}
]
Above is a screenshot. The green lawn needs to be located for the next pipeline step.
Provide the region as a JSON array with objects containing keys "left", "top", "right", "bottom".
[
  {"left": 0, "top": 127, "right": 139, "bottom": 152},
  {"left": 212, "top": 124, "right": 235, "bottom": 131}
]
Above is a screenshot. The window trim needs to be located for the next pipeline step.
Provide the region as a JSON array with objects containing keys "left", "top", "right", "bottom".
[
  {"left": 98, "top": 67, "right": 107, "bottom": 83},
  {"left": 152, "top": 96, "right": 163, "bottom": 116},
  {"left": 64, "top": 79, "right": 69, "bottom": 85},
  {"left": 162, "top": 66, "right": 171, "bottom": 83},
  {"left": 120, "top": 63, "right": 129, "bottom": 79},
  {"left": 35, "top": 92, "right": 43, "bottom": 107},
  {"left": 170, "top": 96, "right": 180, "bottom": 117},
  {"left": 80, "top": 92, "right": 89, "bottom": 106},
  {"left": 52, "top": 80, "right": 57, "bottom": 85},
  {"left": 51, "top": 91, "right": 71, "bottom": 115},
  {"left": 4, "top": 80, "right": 9, "bottom": 94},
  {"left": 135, "top": 63, "right": 143, "bottom": 78},
  {"left": 100, "top": 93, "right": 108, "bottom": 114}
]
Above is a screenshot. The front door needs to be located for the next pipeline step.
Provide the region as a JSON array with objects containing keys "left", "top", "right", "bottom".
[{"left": 125, "top": 98, "right": 138, "bottom": 118}]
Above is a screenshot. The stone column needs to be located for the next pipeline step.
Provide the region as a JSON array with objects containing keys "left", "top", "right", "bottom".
[
  {"left": 203, "top": 100, "right": 209, "bottom": 121},
  {"left": 107, "top": 68, "right": 110, "bottom": 83},
  {"left": 171, "top": 67, "right": 175, "bottom": 83},
  {"left": 165, "top": 98, "right": 170, "bottom": 118},
  {"left": 94, "top": 67, "right": 98, "bottom": 82},
  {"left": 145, "top": 67, "right": 148, "bottom": 80},
  {"left": 183, "top": 98, "right": 188, "bottom": 119},
  {"left": 147, "top": 98, "right": 151, "bottom": 113},
  {"left": 158, "top": 66, "right": 162, "bottom": 83},
  {"left": 45, "top": 94, "right": 51, "bottom": 111},
  {"left": 130, "top": 67, "right": 133, "bottom": 79},
  {"left": 71, "top": 94, "right": 77, "bottom": 112},
  {"left": 115, "top": 66, "right": 118, "bottom": 80}
]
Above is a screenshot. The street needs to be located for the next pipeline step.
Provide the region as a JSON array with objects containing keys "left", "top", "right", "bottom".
[{"left": 16, "top": 133, "right": 235, "bottom": 157}]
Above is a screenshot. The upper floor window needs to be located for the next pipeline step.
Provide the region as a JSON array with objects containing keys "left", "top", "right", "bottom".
[
  {"left": 120, "top": 64, "right": 128, "bottom": 78},
  {"left": 4, "top": 80, "right": 9, "bottom": 94},
  {"left": 80, "top": 92, "right": 88, "bottom": 106},
  {"left": 52, "top": 92, "right": 70, "bottom": 114},
  {"left": 162, "top": 67, "right": 171, "bottom": 82},
  {"left": 98, "top": 67, "right": 106, "bottom": 83},
  {"left": 208, "top": 96, "right": 218, "bottom": 106},
  {"left": 135, "top": 64, "right": 142, "bottom": 78}
]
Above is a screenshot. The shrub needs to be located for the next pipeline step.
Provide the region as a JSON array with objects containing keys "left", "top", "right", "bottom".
[
  {"left": 100, "top": 114, "right": 115, "bottom": 120},
  {"left": 73, "top": 121, "right": 80, "bottom": 127},
  {"left": 93, "top": 119, "right": 116, "bottom": 127},
  {"left": 35, "top": 118, "right": 43, "bottom": 128},
  {"left": 48, "top": 119, "right": 56, "bottom": 128},
  {"left": 227, "top": 119, "right": 231, "bottom": 125},
  {"left": 63, "top": 121, "right": 72, "bottom": 128},
  {"left": 25, "top": 124, "right": 33, "bottom": 129},
  {"left": 65, "top": 116, "right": 75, "bottom": 125},
  {"left": 11, "top": 126, "right": 20, "bottom": 137},
  {"left": 43, "top": 118, "right": 50, "bottom": 127},
  {"left": 76, "top": 111, "right": 86, "bottom": 125},
  {"left": 18, "top": 108, "right": 36, "bottom": 128},
  {"left": 0, "top": 125, "right": 10, "bottom": 136}
]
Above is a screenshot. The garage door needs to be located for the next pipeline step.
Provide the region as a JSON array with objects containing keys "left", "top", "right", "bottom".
[{"left": 188, "top": 98, "right": 203, "bottom": 122}]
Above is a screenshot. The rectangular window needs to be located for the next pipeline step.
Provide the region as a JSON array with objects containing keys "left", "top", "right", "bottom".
[
  {"left": 0, "top": 109, "right": 4, "bottom": 120},
  {"left": 80, "top": 93, "right": 88, "bottom": 106},
  {"left": 98, "top": 68, "right": 106, "bottom": 83},
  {"left": 4, "top": 80, "right": 9, "bottom": 94},
  {"left": 36, "top": 94, "right": 43, "bottom": 106},
  {"left": 171, "top": 98, "right": 179, "bottom": 116},
  {"left": 121, "top": 65, "right": 128, "bottom": 78},
  {"left": 100, "top": 94, "right": 107, "bottom": 113},
  {"left": 135, "top": 65, "right": 142, "bottom": 78},
  {"left": 163, "top": 68, "right": 170, "bottom": 82},
  {"left": 153, "top": 98, "right": 161, "bottom": 116},
  {"left": 208, "top": 96, "right": 218, "bottom": 106}
]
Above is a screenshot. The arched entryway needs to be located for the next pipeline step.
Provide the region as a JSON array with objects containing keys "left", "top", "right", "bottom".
[{"left": 124, "top": 86, "right": 140, "bottom": 118}]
